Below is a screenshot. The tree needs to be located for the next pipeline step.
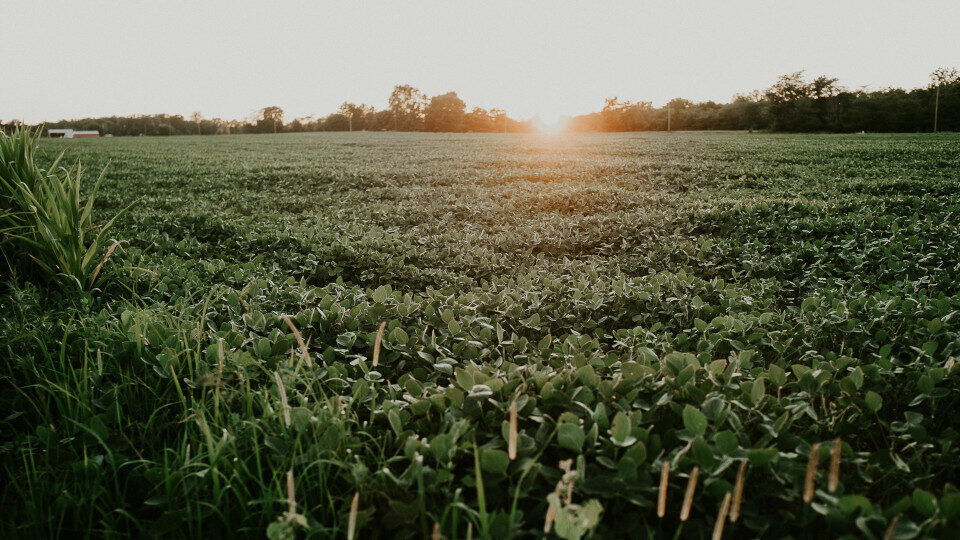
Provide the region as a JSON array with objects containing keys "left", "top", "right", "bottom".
[
  {"left": 722, "top": 93, "right": 764, "bottom": 130},
  {"left": 930, "top": 67, "right": 960, "bottom": 131},
  {"left": 810, "top": 76, "right": 841, "bottom": 99},
  {"left": 763, "top": 72, "right": 817, "bottom": 131},
  {"left": 489, "top": 109, "right": 507, "bottom": 133},
  {"left": 464, "top": 107, "right": 496, "bottom": 132},
  {"left": 189, "top": 111, "right": 203, "bottom": 134},
  {"left": 338, "top": 103, "right": 375, "bottom": 131},
  {"left": 424, "top": 92, "right": 466, "bottom": 132},
  {"left": 666, "top": 98, "right": 693, "bottom": 111},
  {"left": 257, "top": 106, "right": 284, "bottom": 133},
  {"left": 930, "top": 67, "right": 960, "bottom": 88},
  {"left": 388, "top": 85, "right": 427, "bottom": 131},
  {"left": 599, "top": 98, "right": 637, "bottom": 131},
  {"left": 371, "top": 110, "right": 395, "bottom": 131},
  {"left": 765, "top": 71, "right": 811, "bottom": 103},
  {"left": 322, "top": 113, "right": 350, "bottom": 131}
]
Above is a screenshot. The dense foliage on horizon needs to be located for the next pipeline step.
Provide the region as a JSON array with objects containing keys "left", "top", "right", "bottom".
[
  {"left": 3, "top": 68, "right": 957, "bottom": 136},
  {"left": 3, "top": 132, "right": 960, "bottom": 538}
]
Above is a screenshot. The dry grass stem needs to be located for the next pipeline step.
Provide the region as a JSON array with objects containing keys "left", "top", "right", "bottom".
[
  {"left": 282, "top": 315, "right": 312, "bottom": 367},
  {"left": 286, "top": 470, "right": 296, "bottom": 515},
  {"left": 658, "top": 460, "right": 670, "bottom": 518},
  {"left": 680, "top": 466, "right": 699, "bottom": 521},
  {"left": 884, "top": 515, "right": 899, "bottom": 540},
  {"left": 274, "top": 371, "right": 290, "bottom": 427},
  {"left": 730, "top": 461, "right": 747, "bottom": 522},
  {"left": 347, "top": 492, "right": 360, "bottom": 540},
  {"left": 508, "top": 400, "right": 518, "bottom": 460},
  {"left": 804, "top": 442, "right": 821, "bottom": 503},
  {"left": 89, "top": 240, "right": 124, "bottom": 287},
  {"left": 372, "top": 321, "right": 386, "bottom": 367},
  {"left": 828, "top": 437, "right": 841, "bottom": 493},
  {"left": 712, "top": 492, "right": 732, "bottom": 540}
]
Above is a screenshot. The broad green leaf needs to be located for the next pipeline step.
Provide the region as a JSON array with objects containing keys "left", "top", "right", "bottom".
[
  {"left": 865, "top": 391, "right": 882, "bottom": 413},
  {"left": 610, "top": 412, "right": 635, "bottom": 446},
  {"left": 558, "top": 423, "right": 585, "bottom": 453},
  {"left": 715, "top": 430, "right": 739, "bottom": 455},
  {"left": 941, "top": 493, "right": 960, "bottom": 520},
  {"left": 749, "top": 378, "right": 765, "bottom": 407},
  {"left": 480, "top": 449, "right": 509, "bottom": 475},
  {"left": 747, "top": 447, "right": 778, "bottom": 466},
  {"left": 387, "top": 408, "right": 403, "bottom": 436},
  {"left": 692, "top": 436, "right": 715, "bottom": 468},
  {"left": 682, "top": 405, "right": 708, "bottom": 436},
  {"left": 838, "top": 495, "right": 871, "bottom": 516},
  {"left": 912, "top": 489, "right": 937, "bottom": 517}
]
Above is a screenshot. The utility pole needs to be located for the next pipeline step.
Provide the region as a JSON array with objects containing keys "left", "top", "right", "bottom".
[
  {"left": 934, "top": 84, "right": 940, "bottom": 132},
  {"left": 348, "top": 114, "right": 353, "bottom": 132},
  {"left": 667, "top": 106, "right": 671, "bottom": 132},
  {"left": 504, "top": 113, "right": 507, "bottom": 134}
]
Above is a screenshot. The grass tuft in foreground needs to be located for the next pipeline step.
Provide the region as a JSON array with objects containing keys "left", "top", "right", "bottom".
[{"left": 0, "top": 127, "right": 127, "bottom": 289}]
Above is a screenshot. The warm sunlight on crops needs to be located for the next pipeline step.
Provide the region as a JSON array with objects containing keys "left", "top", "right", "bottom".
[{"left": 533, "top": 114, "right": 570, "bottom": 134}]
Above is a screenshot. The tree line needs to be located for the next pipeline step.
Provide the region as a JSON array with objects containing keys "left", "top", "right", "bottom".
[
  {"left": 1, "top": 85, "right": 535, "bottom": 137},
  {"left": 2, "top": 69, "right": 957, "bottom": 136},
  {"left": 567, "top": 68, "right": 959, "bottom": 133}
]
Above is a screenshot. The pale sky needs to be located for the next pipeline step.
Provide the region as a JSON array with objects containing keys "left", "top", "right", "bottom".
[{"left": 3, "top": 1, "right": 959, "bottom": 124}]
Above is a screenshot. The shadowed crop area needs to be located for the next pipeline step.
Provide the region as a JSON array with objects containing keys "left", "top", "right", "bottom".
[{"left": 3, "top": 131, "right": 960, "bottom": 538}]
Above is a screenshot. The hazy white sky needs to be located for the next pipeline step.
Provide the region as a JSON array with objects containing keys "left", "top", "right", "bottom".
[{"left": 4, "top": 1, "right": 959, "bottom": 124}]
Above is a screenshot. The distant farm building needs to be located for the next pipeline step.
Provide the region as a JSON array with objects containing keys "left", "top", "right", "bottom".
[{"left": 48, "top": 129, "right": 99, "bottom": 139}]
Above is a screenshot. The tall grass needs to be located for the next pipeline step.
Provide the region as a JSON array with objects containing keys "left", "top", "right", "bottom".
[{"left": 0, "top": 126, "right": 127, "bottom": 289}]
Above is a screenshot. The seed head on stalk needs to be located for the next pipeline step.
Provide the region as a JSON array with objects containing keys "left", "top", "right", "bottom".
[
  {"left": 658, "top": 460, "right": 670, "bottom": 518},
  {"left": 804, "top": 443, "right": 821, "bottom": 503}
]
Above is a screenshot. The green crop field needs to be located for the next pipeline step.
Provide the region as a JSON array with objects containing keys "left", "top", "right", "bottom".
[{"left": 3, "top": 132, "right": 960, "bottom": 538}]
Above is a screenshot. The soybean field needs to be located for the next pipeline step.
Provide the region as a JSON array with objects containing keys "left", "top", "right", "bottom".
[{"left": 3, "top": 131, "right": 960, "bottom": 538}]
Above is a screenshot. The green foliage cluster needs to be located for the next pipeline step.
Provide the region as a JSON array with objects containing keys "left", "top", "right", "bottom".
[
  {"left": 2, "top": 132, "right": 960, "bottom": 538},
  {"left": 0, "top": 127, "right": 126, "bottom": 288}
]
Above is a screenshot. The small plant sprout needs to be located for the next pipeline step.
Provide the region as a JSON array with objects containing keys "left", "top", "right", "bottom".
[
  {"left": 804, "top": 443, "right": 821, "bottom": 503},
  {"left": 432, "top": 522, "right": 442, "bottom": 540}
]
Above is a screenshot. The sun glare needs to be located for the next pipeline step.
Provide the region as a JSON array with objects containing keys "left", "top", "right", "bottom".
[{"left": 533, "top": 113, "right": 569, "bottom": 134}]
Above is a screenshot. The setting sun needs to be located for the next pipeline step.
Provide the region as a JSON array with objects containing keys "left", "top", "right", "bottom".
[{"left": 533, "top": 113, "right": 569, "bottom": 133}]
